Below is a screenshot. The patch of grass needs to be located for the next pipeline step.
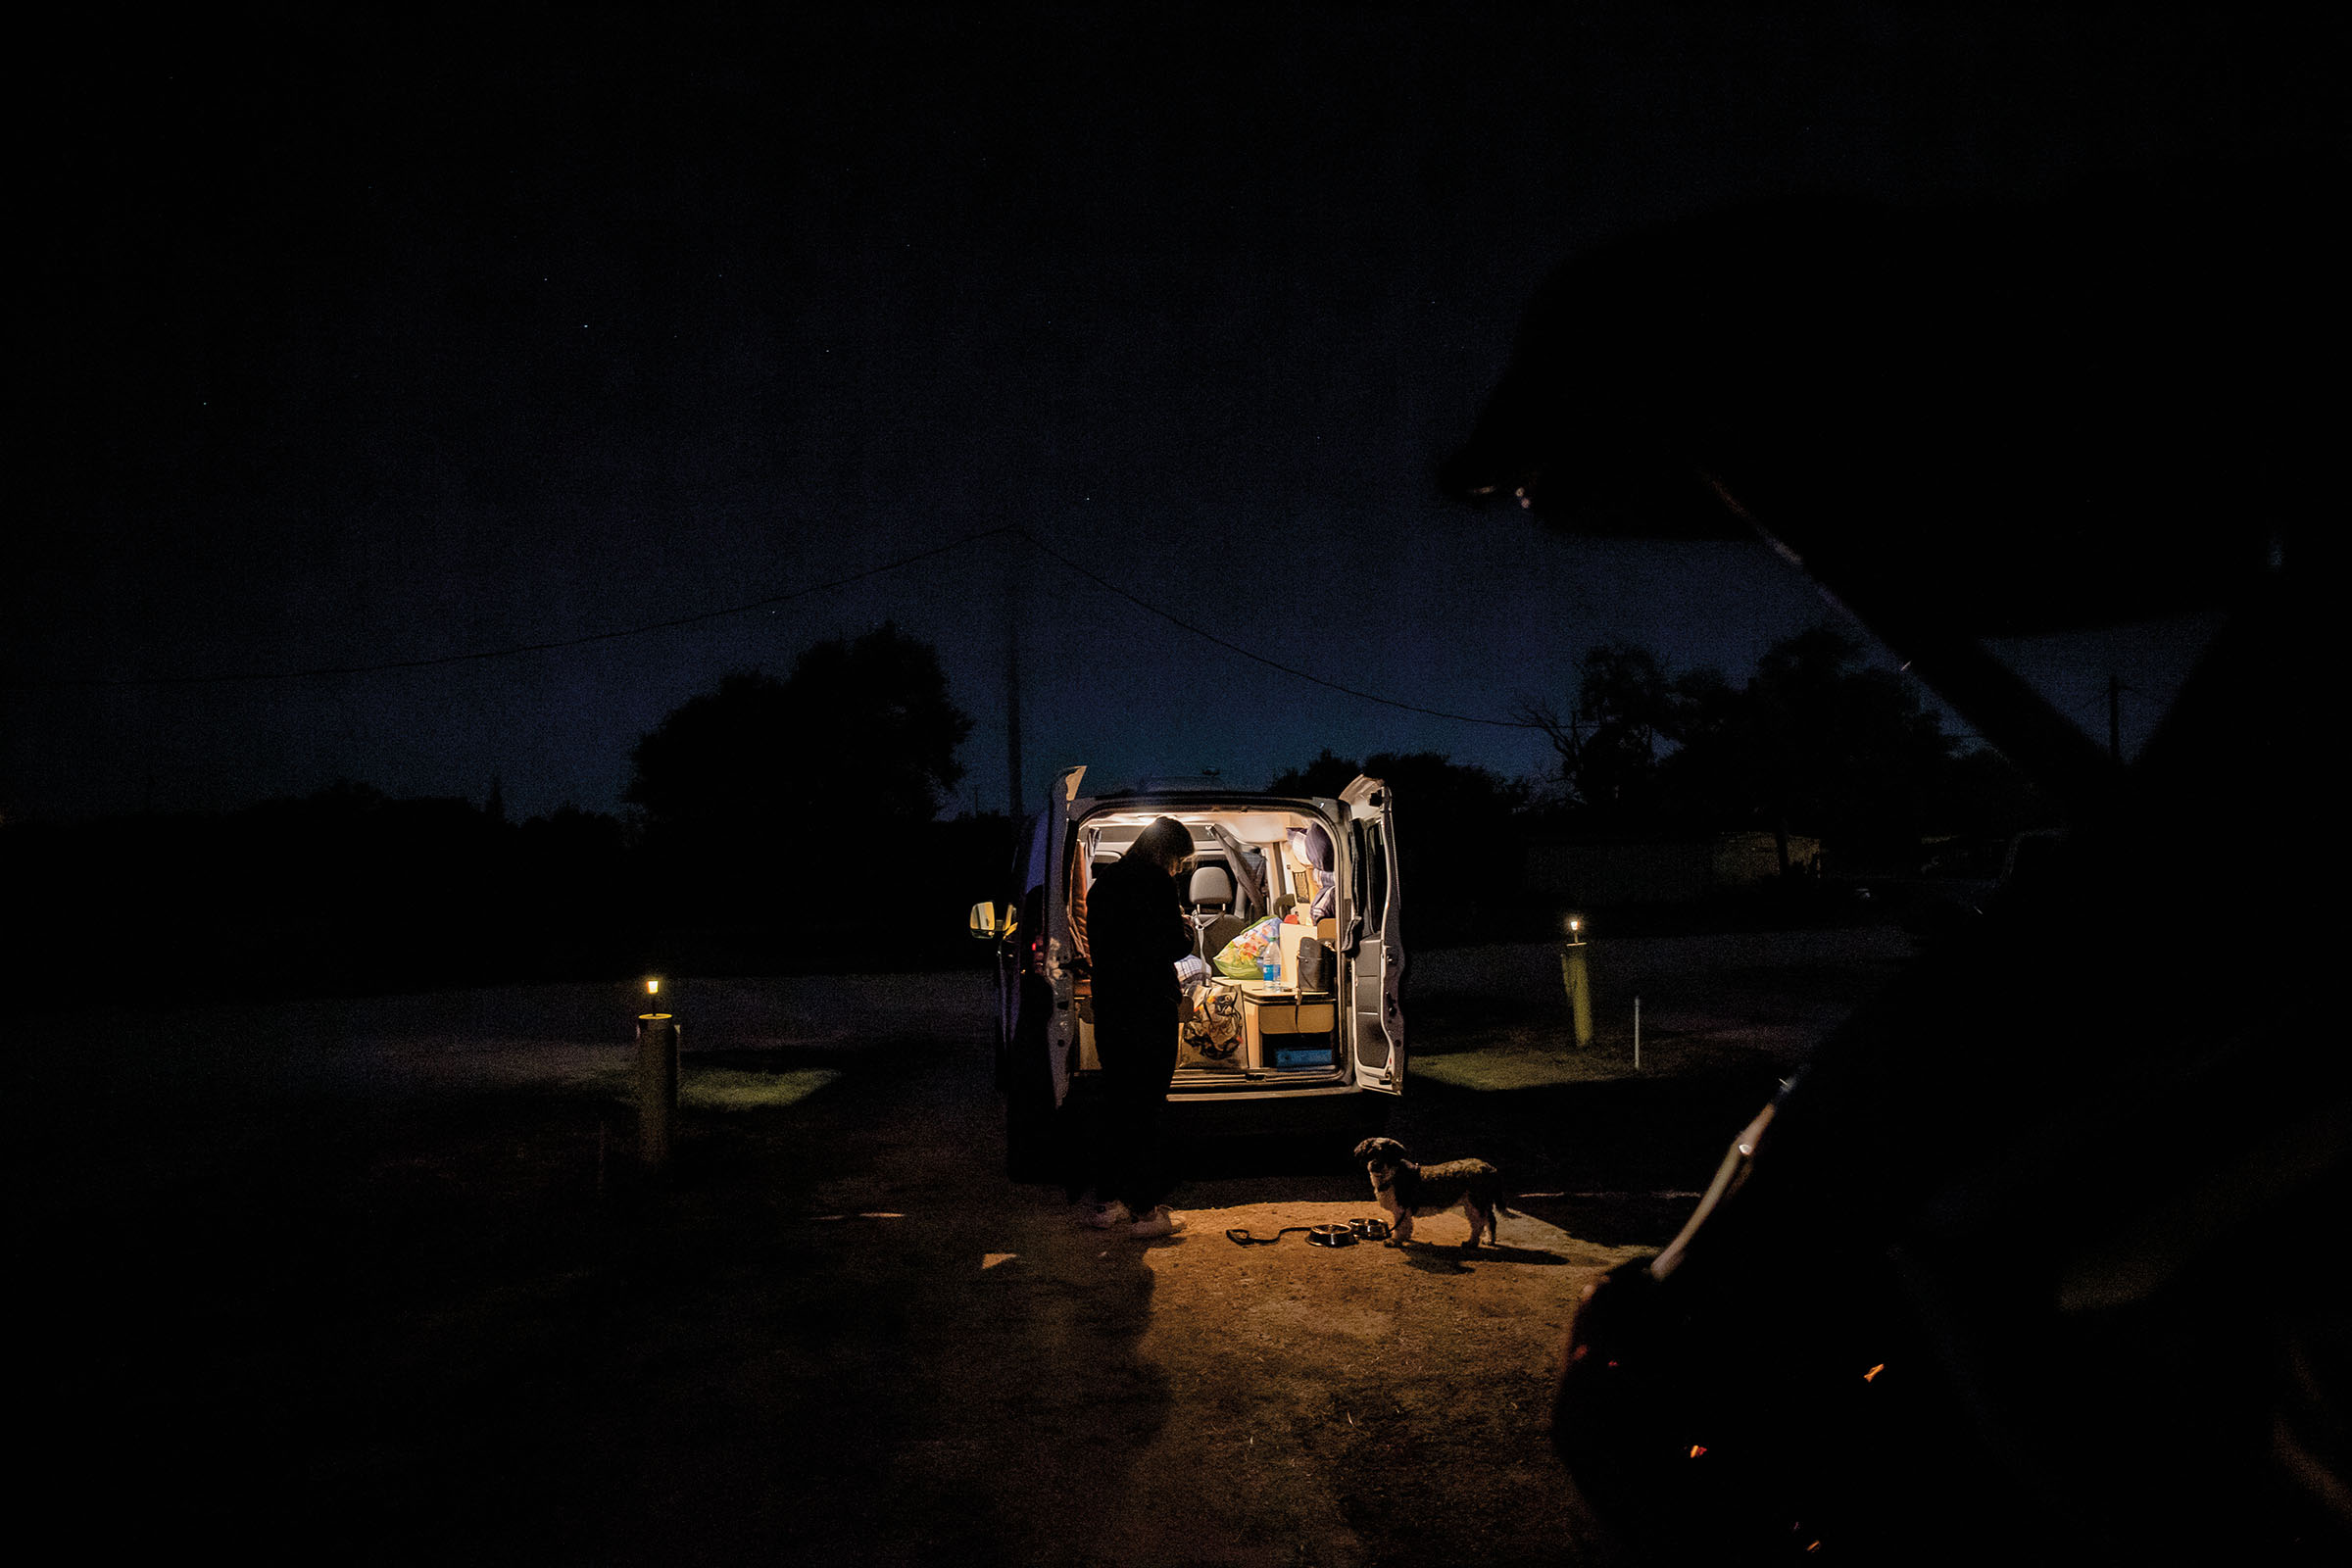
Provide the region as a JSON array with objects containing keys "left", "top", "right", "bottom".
[
  {"left": 561, "top": 1064, "right": 842, "bottom": 1110},
  {"left": 684, "top": 1067, "right": 841, "bottom": 1111},
  {"left": 1411, "top": 1049, "right": 1618, "bottom": 1091}
]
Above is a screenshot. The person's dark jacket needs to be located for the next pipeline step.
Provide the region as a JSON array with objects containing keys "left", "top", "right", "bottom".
[{"left": 1085, "top": 854, "right": 1191, "bottom": 1023}]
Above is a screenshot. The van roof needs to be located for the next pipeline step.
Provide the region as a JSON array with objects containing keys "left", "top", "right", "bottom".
[
  {"left": 1090, "top": 786, "right": 1325, "bottom": 809},
  {"left": 1114, "top": 774, "right": 1241, "bottom": 794}
]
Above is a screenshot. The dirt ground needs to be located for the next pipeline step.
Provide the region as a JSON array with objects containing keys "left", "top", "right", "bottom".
[{"left": 17, "top": 930, "right": 1913, "bottom": 1565}]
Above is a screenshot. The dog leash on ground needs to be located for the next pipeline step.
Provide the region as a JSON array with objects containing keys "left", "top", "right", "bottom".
[{"left": 1224, "top": 1218, "right": 1392, "bottom": 1247}]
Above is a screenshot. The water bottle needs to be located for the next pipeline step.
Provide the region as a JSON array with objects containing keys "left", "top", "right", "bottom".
[{"left": 1261, "top": 950, "right": 1282, "bottom": 988}]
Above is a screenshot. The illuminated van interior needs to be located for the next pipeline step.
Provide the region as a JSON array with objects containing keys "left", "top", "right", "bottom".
[{"left": 1074, "top": 808, "right": 1347, "bottom": 1091}]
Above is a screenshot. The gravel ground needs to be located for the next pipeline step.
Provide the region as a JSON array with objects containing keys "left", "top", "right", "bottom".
[{"left": 18, "top": 931, "right": 1915, "bottom": 1564}]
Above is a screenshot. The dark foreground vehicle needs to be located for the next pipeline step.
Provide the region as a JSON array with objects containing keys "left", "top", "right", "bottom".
[{"left": 1446, "top": 171, "right": 2347, "bottom": 1563}]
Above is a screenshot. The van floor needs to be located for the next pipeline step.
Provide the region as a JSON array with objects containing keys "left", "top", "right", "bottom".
[{"left": 1168, "top": 1064, "right": 1347, "bottom": 1090}]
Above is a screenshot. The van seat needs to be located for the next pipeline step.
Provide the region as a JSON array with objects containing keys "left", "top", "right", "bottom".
[
  {"left": 1188, "top": 864, "right": 1234, "bottom": 906},
  {"left": 1186, "top": 864, "right": 1235, "bottom": 956}
]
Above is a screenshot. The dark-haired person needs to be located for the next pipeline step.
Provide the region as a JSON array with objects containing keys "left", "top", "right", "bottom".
[{"left": 1077, "top": 814, "right": 1194, "bottom": 1236}]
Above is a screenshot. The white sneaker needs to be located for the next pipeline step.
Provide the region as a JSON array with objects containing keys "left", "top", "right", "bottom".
[
  {"left": 1128, "top": 1205, "right": 1185, "bottom": 1238},
  {"left": 1082, "top": 1200, "right": 1133, "bottom": 1230}
]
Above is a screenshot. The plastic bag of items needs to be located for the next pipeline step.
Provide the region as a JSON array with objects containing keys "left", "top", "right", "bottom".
[
  {"left": 1179, "top": 977, "right": 1245, "bottom": 1065},
  {"left": 1211, "top": 916, "right": 1284, "bottom": 980}
]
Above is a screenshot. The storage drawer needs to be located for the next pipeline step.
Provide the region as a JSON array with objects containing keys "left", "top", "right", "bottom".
[{"left": 1241, "top": 989, "right": 1340, "bottom": 1070}]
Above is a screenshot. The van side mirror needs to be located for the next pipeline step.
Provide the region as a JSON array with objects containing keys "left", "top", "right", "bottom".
[{"left": 969, "top": 901, "right": 1010, "bottom": 940}]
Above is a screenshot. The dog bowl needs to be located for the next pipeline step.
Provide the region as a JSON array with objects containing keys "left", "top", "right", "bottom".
[
  {"left": 1348, "top": 1217, "right": 1392, "bottom": 1241},
  {"left": 1305, "top": 1223, "right": 1357, "bottom": 1247}
]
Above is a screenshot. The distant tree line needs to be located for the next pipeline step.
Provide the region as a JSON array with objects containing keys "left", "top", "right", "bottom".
[
  {"left": 1269, "top": 624, "right": 2057, "bottom": 945},
  {"left": 1513, "top": 624, "right": 2053, "bottom": 864},
  {"left": 3, "top": 619, "right": 2059, "bottom": 1009},
  {"left": 5, "top": 624, "right": 1013, "bottom": 1011},
  {"left": 624, "top": 623, "right": 977, "bottom": 921}
]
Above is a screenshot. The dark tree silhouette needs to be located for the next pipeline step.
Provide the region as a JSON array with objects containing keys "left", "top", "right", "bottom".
[
  {"left": 1653, "top": 663, "right": 1745, "bottom": 824},
  {"left": 1518, "top": 642, "right": 1682, "bottom": 821},
  {"left": 1264, "top": 747, "right": 1363, "bottom": 800},
  {"left": 1525, "top": 626, "right": 1984, "bottom": 868},
  {"left": 1577, "top": 642, "right": 1675, "bottom": 816},
  {"left": 627, "top": 624, "right": 972, "bottom": 885},
  {"left": 1730, "top": 624, "right": 1955, "bottom": 864}
]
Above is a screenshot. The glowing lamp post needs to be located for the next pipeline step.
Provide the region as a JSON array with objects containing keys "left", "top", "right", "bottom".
[
  {"left": 637, "top": 976, "right": 679, "bottom": 1170},
  {"left": 1559, "top": 915, "right": 1593, "bottom": 1048}
]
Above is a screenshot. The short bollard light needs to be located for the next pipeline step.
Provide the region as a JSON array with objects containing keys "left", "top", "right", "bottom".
[
  {"left": 1559, "top": 914, "right": 1593, "bottom": 1048},
  {"left": 636, "top": 976, "right": 679, "bottom": 1170}
]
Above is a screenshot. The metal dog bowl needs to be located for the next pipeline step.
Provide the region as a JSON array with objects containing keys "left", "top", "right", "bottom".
[{"left": 1223, "top": 1217, "right": 1394, "bottom": 1247}]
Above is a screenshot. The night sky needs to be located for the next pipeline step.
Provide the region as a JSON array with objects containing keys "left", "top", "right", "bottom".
[{"left": 12, "top": 6, "right": 2338, "bottom": 822}]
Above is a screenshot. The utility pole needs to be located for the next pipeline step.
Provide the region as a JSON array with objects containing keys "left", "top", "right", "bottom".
[{"left": 1004, "top": 536, "right": 1025, "bottom": 821}]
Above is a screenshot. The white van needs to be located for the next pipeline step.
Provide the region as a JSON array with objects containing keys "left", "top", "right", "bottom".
[{"left": 972, "top": 768, "right": 1403, "bottom": 1178}]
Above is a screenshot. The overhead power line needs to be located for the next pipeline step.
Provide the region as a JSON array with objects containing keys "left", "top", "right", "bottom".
[
  {"left": 1011, "top": 528, "right": 1541, "bottom": 729},
  {"left": 8, "top": 520, "right": 1545, "bottom": 728},
  {"left": 8, "top": 521, "right": 2007, "bottom": 745},
  {"left": 9, "top": 525, "right": 1020, "bottom": 689}
]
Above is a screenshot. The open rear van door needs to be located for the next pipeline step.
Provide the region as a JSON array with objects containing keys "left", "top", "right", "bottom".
[
  {"left": 1042, "top": 765, "right": 1089, "bottom": 1108},
  {"left": 1340, "top": 774, "right": 1403, "bottom": 1095},
  {"left": 1004, "top": 765, "right": 1087, "bottom": 1183}
]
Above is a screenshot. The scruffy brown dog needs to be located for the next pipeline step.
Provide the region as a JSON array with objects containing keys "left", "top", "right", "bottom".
[{"left": 1352, "top": 1136, "right": 1515, "bottom": 1249}]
